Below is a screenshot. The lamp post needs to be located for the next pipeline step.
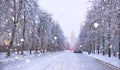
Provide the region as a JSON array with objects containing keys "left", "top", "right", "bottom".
[
  {"left": 20, "top": 38, "right": 24, "bottom": 42},
  {"left": 80, "top": 45, "right": 82, "bottom": 51},
  {"left": 35, "top": 35, "right": 39, "bottom": 53},
  {"left": 20, "top": 38, "right": 24, "bottom": 54},
  {"left": 94, "top": 22, "right": 99, "bottom": 54},
  {"left": 54, "top": 36, "right": 58, "bottom": 51},
  {"left": 17, "top": 43, "right": 20, "bottom": 54},
  {"left": 91, "top": 30, "right": 96, "bottom": 54},
  {"left": 54, "top": 36, "right": 58, "bottom": 40},
  {"left": 108, "top": 25, "right": 111, "bottom": 57}
]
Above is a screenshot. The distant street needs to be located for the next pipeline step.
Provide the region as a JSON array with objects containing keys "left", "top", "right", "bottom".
[{"left": 0, "top": 51, "right": 115, "bottom": 70}]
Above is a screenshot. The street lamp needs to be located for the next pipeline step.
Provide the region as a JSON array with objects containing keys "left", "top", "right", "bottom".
[
  {"left": 20, "top": 38, "right": 24, "bottom": 42},
  {"left": 94, "top": 22, "right": 99, "bottom": 54},
  {"left": 94, "top": 22, "right": 99, "bottom": 28},
  {"left": 80, "top": 45, "right": 82, "bottom": 50},
  {"left": 20, "top": 38, "right": 24, "bottom": 54},
  {"left": 54, "top": 36, "right": 57, "bottom": 40},
  {"left": 53, "top": 36, "right": 58, "bottom": 51},
  {"left": 9, "top": 32, "right": 12, "bottom": 36}
]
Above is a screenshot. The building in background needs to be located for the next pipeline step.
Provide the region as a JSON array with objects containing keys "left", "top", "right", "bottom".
[{"left": 70, "top": 31, "right": 77, "bottom": 50}]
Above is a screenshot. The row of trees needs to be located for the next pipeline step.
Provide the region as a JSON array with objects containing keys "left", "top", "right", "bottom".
[
  {"left": 0, "top": 0, "right": 65, "bottom": 56},
  {"left": 78, "top": 0, "right": 120, "bottom": 59}
]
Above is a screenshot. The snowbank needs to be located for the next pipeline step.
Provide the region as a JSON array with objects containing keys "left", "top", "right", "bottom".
[
  {"left": 83, "top": 52, "right": 120, "bottom": 69},
  {"left": 0, "top": 51, "right": 61, "bottom": 63}
]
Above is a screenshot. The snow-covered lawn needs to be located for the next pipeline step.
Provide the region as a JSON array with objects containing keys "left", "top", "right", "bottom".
[
  {"left": 83, "top": 52, "right": 120, "bottom": 69},
  {"left": 0, "top": 53, "right": 6, "bottom": 60},
  {"left": 0, "top": 51, "right": 56, "bottom": 63}
]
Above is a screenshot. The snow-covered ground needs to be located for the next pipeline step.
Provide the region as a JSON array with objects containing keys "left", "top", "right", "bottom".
[
  {"left": 0, "top": 51, "right": 52, "bottom": 63},
  {"left": 83, "top": 52, "right": 120, "bottom": 69},
  {"left": 0, "top": 51, "right": 116, "bottom": 70}
]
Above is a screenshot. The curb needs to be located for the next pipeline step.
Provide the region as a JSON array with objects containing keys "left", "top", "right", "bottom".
[{"left": 91, "top": 56, "right": 120, "bottom": 70}]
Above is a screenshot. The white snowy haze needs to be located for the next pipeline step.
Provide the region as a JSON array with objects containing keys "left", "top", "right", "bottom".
[{"left": 39, "top": 0, "right": 91, "bottom": 39}]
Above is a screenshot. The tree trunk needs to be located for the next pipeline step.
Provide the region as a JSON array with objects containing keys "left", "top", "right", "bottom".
[
  {"left": 7, "top": 0, "right": 17, "bottom": 56},
  {"left": 102, "top": 33, "right": 105, "bottom": 55},
  {"left": 7, "top": 26, "right": 16, "bottom": 56},
  {"left": 108, "top": 44, "right": 111, "bottom": 57},
  {"left": 35, "top": 44, "right": 38, "bottom": 53},
  {"left": 98, "top": 45, "right": 100, "bottom": 54},
  {"left": 118, "top": 21, "right": 120, "bottom": 59},
  {"left": 119, "top": 38, "right": 120, "bottom": 59},
  {"left": 21, "top": 2, "right": 26, "bottom": 55}
]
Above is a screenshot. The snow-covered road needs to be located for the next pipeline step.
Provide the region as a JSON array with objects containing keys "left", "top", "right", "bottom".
[{"left": 0, "top": 51, "right": 115, "bottom": 70}]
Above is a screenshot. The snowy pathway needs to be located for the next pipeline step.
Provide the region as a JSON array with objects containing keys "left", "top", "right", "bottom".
[{"left": 0, "top": 51, "right": 115, "bottom": 70}]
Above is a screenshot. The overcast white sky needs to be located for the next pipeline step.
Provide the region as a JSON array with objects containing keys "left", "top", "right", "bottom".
[{"left": 39, "top": 0, "right": 92, "bottom": 39}]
